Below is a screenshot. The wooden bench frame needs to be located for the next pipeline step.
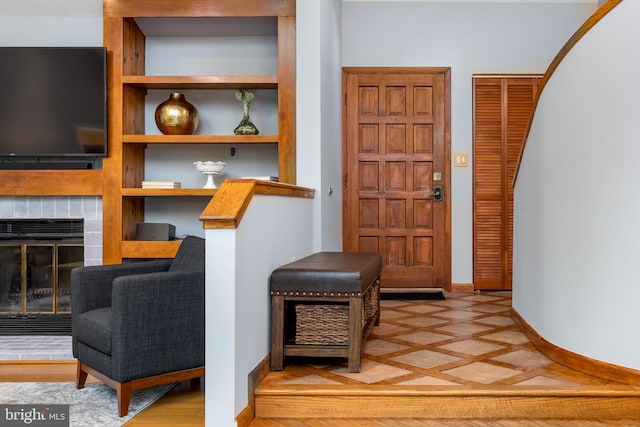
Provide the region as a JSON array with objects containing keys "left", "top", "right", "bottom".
[{"left": 270, "top": 278, "right": 380, "bottom": 373}]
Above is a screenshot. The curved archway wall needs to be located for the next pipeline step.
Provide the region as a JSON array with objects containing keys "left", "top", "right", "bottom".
[{"left": 513, "top": 0, "right": 640, "bottom": 371}]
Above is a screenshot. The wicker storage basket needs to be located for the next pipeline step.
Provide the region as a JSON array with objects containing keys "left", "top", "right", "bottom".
[
  {"left": 295, "top": 304, "right": 349, "bottom": 345},
  {"left": 294, "top": 281, "right": 379, "bottom": 346}
]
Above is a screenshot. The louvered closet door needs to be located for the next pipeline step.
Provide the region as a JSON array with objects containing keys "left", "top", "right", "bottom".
[{"left": 473, "top": 76, "right": 541, "bottom": 290}]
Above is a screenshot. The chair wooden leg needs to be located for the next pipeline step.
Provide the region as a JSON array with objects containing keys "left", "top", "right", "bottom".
[
  {"left": 76, "top": 364, "right": 204, "bottom": 417},
  {"left": 189, "top": 377, "right": 204, "bottom": 390},
  {"left": 117, "top": 381, "right": 133, "bottom": 417},
  {"left": 76, "top": 362, "right": 88, "bottom": 389}
]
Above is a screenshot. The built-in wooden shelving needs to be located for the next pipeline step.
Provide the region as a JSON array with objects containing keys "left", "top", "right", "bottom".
[
  {"left": 102, "top": 0, "right": 296, "bottom": 263},
  {"left": 122, "top": 188, "right": 218, "bottom": 197},
  {"left": 121, "top": 135, "right": 278, "bottom": 144},
  {"left": 122, "top": 75, "right": 278, "bottom": 90}
]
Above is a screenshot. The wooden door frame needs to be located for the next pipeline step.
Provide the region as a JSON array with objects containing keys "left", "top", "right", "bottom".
[{"left": 341, "top": 67, "right": 452, "bottom": 291}]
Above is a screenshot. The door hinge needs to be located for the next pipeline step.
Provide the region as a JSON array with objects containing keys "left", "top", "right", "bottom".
[{"left": 344, "top": 173, "right": 348, "bottom": 187}]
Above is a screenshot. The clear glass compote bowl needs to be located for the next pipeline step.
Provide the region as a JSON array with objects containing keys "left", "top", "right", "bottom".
[{"left": 193, "top": 161, "right": 226, "bottom": 189}]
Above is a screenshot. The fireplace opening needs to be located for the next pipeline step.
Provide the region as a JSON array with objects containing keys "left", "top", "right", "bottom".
[{"left": 0, "top": 219, "right": 83, "bottom": 335}]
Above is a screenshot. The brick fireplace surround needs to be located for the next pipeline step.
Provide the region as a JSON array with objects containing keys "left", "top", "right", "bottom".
[{"left": 0, "top": 196, "right": 103, "bottom": 266}]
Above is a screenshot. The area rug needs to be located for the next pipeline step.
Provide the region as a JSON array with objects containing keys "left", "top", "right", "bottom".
[{"left": 0, "top": 381, "right": 176, "bottom": 426}]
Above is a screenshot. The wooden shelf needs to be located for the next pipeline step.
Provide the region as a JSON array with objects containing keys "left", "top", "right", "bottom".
[
  {"left": 122, "top": 75, "right": 278, "bottom": 90},
  {"left": 120, "top": 240, "right": 182, "bottom": 259},
  {"left": 122, "top": 135, "right": 278, "bottom": 144},
  {"left": 102, "top": 2, "right": 296, "bottom": 263},
  {"left": 122, "top": 188, "right": 218, "bottom": 197}
]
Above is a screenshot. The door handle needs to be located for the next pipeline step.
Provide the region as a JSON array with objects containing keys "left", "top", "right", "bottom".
[{"left": 433, "top": 186, "right": 443, "bottom": 201}]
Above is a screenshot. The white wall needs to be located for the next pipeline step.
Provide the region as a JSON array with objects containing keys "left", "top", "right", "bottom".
[
  {"left": 340, "top": 1, "right": 596, "bottom": 285},
  {"left": 0, "top": 17, "right": 101, "bottom": 45},
  {"left": 320, "top": 0, "right": 345, "bottom": 251},
  {"left": 0, "top": 2, "right": 101, "bottom": 46},
  {"left": 513, "top": 0, "right": 640, "bottom": 370},
  {"left": 205, "top": 194, "right": 314, "bottom": 426},
  {"left": 297, "top": 0, "right": 344, "bottom": 251}
]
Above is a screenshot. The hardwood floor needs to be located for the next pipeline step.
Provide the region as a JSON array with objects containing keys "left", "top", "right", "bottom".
[
  {"left": 0, "top": 360, "right": 78, "bottom": 382},
  {"left": 250, "top": 292, "right": 640, "bottom": 426},
  {"left": 124, "top": 380, "right": 204, "bottom": 426},
  {"left": 3, "top": 292, "right": 640, "bottom": 426},
  {"left": 248, "top": 420, "right": 640, "bottom": 426},
  {"left": 0, "top": 360, "right": 204, "bottom": 426}
]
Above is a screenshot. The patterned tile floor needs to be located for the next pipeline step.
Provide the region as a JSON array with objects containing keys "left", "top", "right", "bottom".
[
  {"left": 3, "top": 292, "right": 638, "bottom": 392},
  {"left": 0, "top": 335, "right": 73, "bottom": 360},
  {"left": 260, "top": 292, "right": 638, "bottom": 390}
]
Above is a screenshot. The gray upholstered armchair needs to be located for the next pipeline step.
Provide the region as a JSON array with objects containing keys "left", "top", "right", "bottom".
[{"left": 71, "top": 235, "right": 205, "bottom": 417}]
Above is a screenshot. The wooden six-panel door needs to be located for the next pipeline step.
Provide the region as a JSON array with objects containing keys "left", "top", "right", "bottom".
[{"left": 343, "top": 68, "right": 451, "bottom": 290}]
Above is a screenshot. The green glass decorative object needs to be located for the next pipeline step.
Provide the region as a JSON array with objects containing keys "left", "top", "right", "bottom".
[{"left": 233, "top": 89, "right": 259, "bottom": 135}]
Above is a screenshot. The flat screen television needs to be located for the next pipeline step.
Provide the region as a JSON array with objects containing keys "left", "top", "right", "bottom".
[{"left": 0, "top": 47, "right": 107, "bottom": 167}]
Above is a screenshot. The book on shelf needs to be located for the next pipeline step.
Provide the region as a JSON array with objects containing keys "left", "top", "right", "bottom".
[
  {"left": 141, "top": 181, "right": 182, "bottom": 189},
  {"left": 242, "top": 176, "right": 279, "bottom": 182}
]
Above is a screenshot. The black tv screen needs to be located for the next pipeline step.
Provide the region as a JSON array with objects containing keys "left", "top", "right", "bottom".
[{"left": 0, "top": 47, "right": 107, "bottom": 160}]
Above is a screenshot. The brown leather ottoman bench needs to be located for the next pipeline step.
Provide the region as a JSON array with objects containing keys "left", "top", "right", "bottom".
[{"left": 269, "top": 252, "right": 382, "bottom": 373}]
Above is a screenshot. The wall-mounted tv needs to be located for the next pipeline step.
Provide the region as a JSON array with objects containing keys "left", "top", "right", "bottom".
[{"left": 0, "top": 47, "right": 107, "bottom": 167}]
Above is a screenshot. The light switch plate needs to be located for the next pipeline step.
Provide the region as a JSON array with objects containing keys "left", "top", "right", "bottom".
[{"left": 454, "top": 153, "right": 468, "bottom": 167}]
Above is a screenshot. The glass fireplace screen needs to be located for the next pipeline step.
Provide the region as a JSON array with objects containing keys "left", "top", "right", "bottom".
[{"left": 0, "top": 244, "right": 83, "bottom": 313}]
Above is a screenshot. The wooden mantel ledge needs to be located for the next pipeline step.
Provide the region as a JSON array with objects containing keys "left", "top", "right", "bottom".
[
  {"left": 199, "top": 179, "right": 315, "bottom": 229},
  {"left": 0, "top": 169, "right": 103, "bottom": 196}
]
